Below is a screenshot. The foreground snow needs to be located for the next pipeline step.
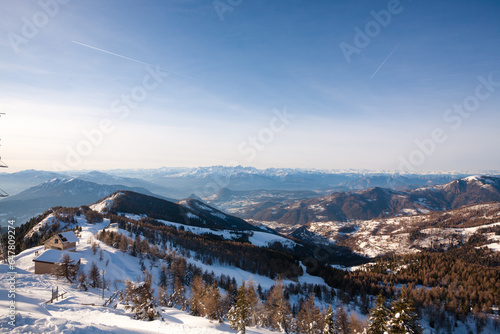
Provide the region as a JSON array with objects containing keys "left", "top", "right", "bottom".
[
  {"left": 0, "top": 263, "right": 272, "bottom": 333},
  {"left": 0, "top": 219, "right": 277, "bottom": 333}
]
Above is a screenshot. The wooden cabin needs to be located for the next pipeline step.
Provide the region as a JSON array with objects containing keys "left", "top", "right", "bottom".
[
  {"left": 33, "top": 249, "right": 81, "bottom": 275},
  {"left": 44, "top": 231, "right": 79, "bottom": 252}
]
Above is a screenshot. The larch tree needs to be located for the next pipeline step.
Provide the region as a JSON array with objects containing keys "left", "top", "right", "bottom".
[
  {"left": 189, "top": 275, "right": 206, "bottom": 316},
  {"left": 335, "top": 306, "right": 351, "bottom": 334},
  {"left": 170, "top": 277, "right": 188, "bottom": 310},
  {"left": 296, "top": 294, "right": 322, "bottom": 334},
  {"left": 245, "top": 277, "right": 259, "bottom": 326},
  {"left": 53, "top": 253, "right": 79, "bottom": 283},
  {"left": 264, "top": 278, "right": 294, "bottom": 333},
  {"left": 204, "top": 282, "right": 223, "bottom": 322}
]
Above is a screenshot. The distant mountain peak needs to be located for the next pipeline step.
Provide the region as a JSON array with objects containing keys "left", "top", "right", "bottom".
[{"left": 93, "top": 191, "right": 262, "bottom": 232}]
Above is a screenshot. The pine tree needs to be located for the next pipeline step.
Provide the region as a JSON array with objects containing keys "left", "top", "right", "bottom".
[
  {"left": 386, "top": 292, "right": 423, "bottom": 334},
  {"left": 121, "top": 271, "right": 159, "bottom": 321},
  {"left": 323, "top": 305, "right": 335, "bottom": 334},
  {"left": 367, "top": 294, "right": 389, "bottom": 334},
  {"left": 159, "top": 263, "right": 168, "bottom": 287},
  {"left": 88, "top": 261, "right": 101, "bottom": 289},
  {"left": 297, "top": 294, "right": 322, "bottom": 334},
  {"left": 228, "top": 282, "right": 251, "bottom": 334}
]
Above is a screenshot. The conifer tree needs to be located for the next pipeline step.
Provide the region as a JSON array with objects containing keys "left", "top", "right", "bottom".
[
  {"left": 158, "top": 285, "right": 168, "bottom": 307},
  {"left": 386, "top": 292, "right": 423, "bottom": 334},
  {"left": 121, "top": 271, "right": 159, "bottom": 321},
  {"left": 264, "top": 278, "right": 294, "bottom": 333},
  {"left": 204, "top": 282, "right": 223, "bottom": 322},
  {"left": 170, "top": 277, "right": 188, "bottom": 310},
  {"left": 323, "top": 305, "right": 335, "bottom": 334},
  {"left": 297, "top": 294, "right": 322, "bottom": 334},
  {"left": 88, "top": 261, "right": 101, "bottom": 289},
  {"left": 159, "top": 263, "right": 168, "bottom": 287},
  {"left": 245, "top": 277, "right": 259, "bottom": 326},
  {"left": 119, "top": 234, "right": 128, "bottom": 253},
  {"left": 367, "top": 294, "right": 389, "bottom": 334},
  {"left": 91, "top": 242, "right": 99, "bottom": 255},
  {"left": 77, "top": 272, "right": 88, "bottom": 291},
  {"left": 335, "top": 306, "right": 351, "bottom": 334},
  {"left": 53, "top": 253, "right": 79, "bottom": 283},
  {"left": 228, "top": 282, "right": 251, "bottom": 334},
  {"left": 189, "top": 275, "right": 206, "bottom": 316}
]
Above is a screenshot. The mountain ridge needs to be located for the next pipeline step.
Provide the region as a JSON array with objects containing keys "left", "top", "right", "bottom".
[{"left": 243, "top": 175, "right": 500, "bottom": 234}]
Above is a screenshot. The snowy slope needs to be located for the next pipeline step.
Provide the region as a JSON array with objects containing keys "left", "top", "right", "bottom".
[
  {"left": 1, "top": 216, "right": 279, "bottom": 333},
  {"left": 0, "top": 263, "right": 274, "bottom": 333}
]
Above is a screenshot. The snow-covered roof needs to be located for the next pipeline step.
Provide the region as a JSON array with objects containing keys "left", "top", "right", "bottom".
[
  {"left": 33, "top": 249, "right": 81, "bottom": 264},
  {"left": 58, "top": 231, "right": 79, "bottom": 243}
]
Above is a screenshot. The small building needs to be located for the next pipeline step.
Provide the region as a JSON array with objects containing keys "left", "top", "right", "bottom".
[
  {"left": 33, "top": 249, "right": 81, "bottom": 275},
  {"left": 44, "top": 231, "right": 79, "bottom": 252}
]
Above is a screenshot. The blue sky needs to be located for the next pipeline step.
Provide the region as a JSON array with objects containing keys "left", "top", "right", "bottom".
[{"left": 1, "top": 0, "right": 499, "bottom": 172}]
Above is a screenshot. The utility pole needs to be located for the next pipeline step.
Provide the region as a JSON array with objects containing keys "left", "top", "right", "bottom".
[
  {"left": 101, "top": 269, "right": 106, "bottom": 299},
  {"left": 0, "top": 112, "right": 8, "bottom": 196},
  {"left": 0, "top": 113, "right": 7, "bottom": 263}
]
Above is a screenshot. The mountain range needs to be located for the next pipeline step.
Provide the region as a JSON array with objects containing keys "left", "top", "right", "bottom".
[
  {"left": 0, "top": 178, "right": 167, "bottom": 227},
  {"left": 1, "top": 169, "right": 500, "bottom": 232},
  {"left": 4, "top": 167, "right": 494, "bottom": 199},
  {"left": 239, "top": 175, "right": 500, "bottom": 234}
]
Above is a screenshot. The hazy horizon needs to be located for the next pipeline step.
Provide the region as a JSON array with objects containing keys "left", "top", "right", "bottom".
[{"left": 1, "top": 165, "right": 500, "bottom": 176}]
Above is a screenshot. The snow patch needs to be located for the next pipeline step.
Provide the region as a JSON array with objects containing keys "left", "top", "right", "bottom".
[{"left": 90, "top": 192, "right": 123, "bottom": 212}]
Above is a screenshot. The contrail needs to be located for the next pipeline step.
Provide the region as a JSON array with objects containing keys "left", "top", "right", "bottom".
[
  {"left": 370, "top": 43, "right": 401, "bottom": 79},
  {"left": 72, "top": 40, "right": 196, "bottom": 80}
]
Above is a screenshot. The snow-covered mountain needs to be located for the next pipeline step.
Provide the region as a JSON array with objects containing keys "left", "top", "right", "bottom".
[
  {"left": 91, "top": 191, "right": 266, "bottom": 232},
  {"left": 292, "top": 202, "right": 500, "bottom": 258},
  {"left": 0, "top": 178, "right": 166, "bottom": 227},
  {"left": 107, "top": 166, "right": 486, "bottom": 196},
  {"left": 0, "top": 169, "right": 67, "bottom": 196},
  {"left": 243, "top": 175, "right": 500, "bottom": 234}
]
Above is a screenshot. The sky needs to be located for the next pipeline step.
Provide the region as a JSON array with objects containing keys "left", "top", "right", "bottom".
[{"left": 0, "top": 0, "right": 499, "bottom": 173}]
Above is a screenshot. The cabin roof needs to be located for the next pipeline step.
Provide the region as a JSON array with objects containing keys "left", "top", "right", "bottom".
[
  {"left": 33, "top": 249, "right": 81, "bottom": 264},
  {"left": 56, "top": 231, "right": 79, "bottom": 243}
]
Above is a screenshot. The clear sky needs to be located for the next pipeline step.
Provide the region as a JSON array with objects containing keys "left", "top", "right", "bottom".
[{"left": 1, "top": 0, "right": 499, "bottom": 172}]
